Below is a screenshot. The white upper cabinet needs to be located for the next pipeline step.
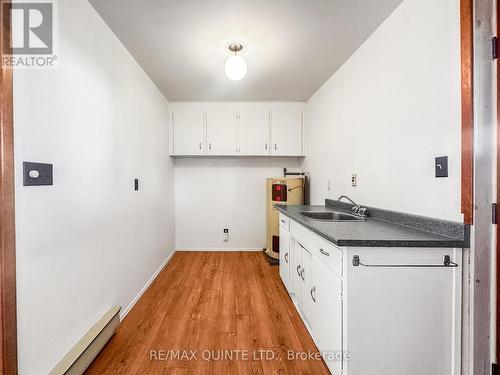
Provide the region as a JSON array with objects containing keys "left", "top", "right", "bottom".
[
  {"left": 271, "top": 108, "right": 303, "bottom": 156},
  {"left": 170, "top": 103, "right": 304, "bottom": 157},
  {"left": 172, "top": 110, "right": 205, "bottom": 155},
  {"left": 206, "top": 109, "right": 237, "bottom": 155},
  {"left": 236, "top": 108, "right": 270, "bottom": 155}
]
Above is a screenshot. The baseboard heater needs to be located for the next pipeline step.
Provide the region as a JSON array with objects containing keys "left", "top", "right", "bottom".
[{"left": 49, "top": 306, "right": 121, "bottom": 375}]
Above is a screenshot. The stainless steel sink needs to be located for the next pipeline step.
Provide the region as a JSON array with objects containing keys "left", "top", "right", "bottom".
[{"left": 300, "top": 211, "right": 366, "bottom": 222}]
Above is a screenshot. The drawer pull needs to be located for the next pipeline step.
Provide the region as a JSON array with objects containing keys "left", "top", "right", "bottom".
[
  {"left": 319, "top": 248, "right": 330, "bottom": 256},
  {"left": 296, "top": 265, "right": 301, "bottom": 276},
  {"left": 284, "top": 252, "right": 288, "bottom": 263},
  {"left": 281, "top": 219, "right": 286, "bottom": 224},
  {"left": 310, "top": 286, "right": 316, "bottom": 302},
  {"left": 300, "top": 268, "right": 305, "bottom": 281},
  {"left": 352, "top": 255, "right": 459, "bottom": 268}
]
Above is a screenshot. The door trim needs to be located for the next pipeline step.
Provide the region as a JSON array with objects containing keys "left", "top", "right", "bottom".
[
  {"left": 497, "top": 0, "right": 500, "bottom": 364},
  {"left": 0, "top": 0, "right": 18, "bottom": 373},
  {"left": 460, "top": 0, "right": 474, "bottom": 225}
]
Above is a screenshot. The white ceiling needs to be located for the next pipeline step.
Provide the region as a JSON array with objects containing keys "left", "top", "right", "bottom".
[{"left": 89, "top": 0, "right": 402, "bottom": 101}]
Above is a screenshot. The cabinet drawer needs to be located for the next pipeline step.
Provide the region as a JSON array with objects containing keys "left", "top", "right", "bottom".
[
  {"left": 311, "top": 232, "right": 343, "bottom": 277},
  {"left": 279, "top": 214, "right": 290, "bottom": 231},
  {"left": 290, "top": 220, "right": 311, "bottom": 248}
]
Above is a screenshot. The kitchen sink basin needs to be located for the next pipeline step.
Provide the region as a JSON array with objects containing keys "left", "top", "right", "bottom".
[{"left": 300, "top": 211, "right": 366, "bottom": 222}]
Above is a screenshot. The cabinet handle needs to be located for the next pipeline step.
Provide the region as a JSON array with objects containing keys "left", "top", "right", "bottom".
[
  {"left": 352, "top": 255, "right": 459, "bottom": 268},
  {"left": 319, "top": 248, "right": 330, "bottom": 257},
  {"left": 281, "top": 219, "right": 286, "bottom": 224},
  {"left": 265, "top": 142, "right": 268, "bottom": 150},
  {"left": 209, "top": 142, "right": 212, "bottom": 150},
  {"left": 274, "top": 143, "right": 277, "bottom": 151},
  {"left": 284, "top": 253, "right": 288, "bottom": 263},
  {"left": 300, "top": 268, "right": 305, "bottom": 281},
  {"left": 296, "top": 265, "right": 301, "bottom": 276},
  {"left": 199, "top": 142, "right": 202, "bottom": 150},
  {"left": 310, "top": 286, "right": 316, "bottom": 303}
]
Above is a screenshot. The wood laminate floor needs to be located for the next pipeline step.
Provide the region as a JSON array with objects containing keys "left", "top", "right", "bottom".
[{"left": 86, "top": 251, "right": 330, "bottom": 375}]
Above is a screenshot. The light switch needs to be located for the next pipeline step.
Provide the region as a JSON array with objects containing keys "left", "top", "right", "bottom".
[{"left": 435, "top": 156, "right": 448, "bottom": 178}]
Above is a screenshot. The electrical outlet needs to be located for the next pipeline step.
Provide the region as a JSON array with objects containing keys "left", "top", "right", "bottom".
[
  {"left": 351, "top": 174, "right": 357, "bottom": 187},
  {"left": 223, "top": 228, "right": 229, "bottom": 241},
  {"left": 327, "top": 179, "right": 332, "bottom": 191}
]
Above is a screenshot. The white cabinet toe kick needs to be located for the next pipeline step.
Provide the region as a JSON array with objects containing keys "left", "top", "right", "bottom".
[{"left": 279, "top": 213, "right": 463, "bottom": 375}]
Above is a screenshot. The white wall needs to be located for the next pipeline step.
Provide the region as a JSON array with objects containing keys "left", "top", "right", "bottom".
[
  {"left": 302, "top": 0, "right": 462, "bottom": 221},
  {"left": 171, "top": 101, "right": 303, "bottom": 250},
  {"left": 13, "top": 1, "right": 175, "bottom": 374},
  {"left": 175, "top": 157, "right": 300, "bottom": 250}
]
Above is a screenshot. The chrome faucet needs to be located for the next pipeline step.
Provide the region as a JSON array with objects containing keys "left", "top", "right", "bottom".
[{"left": 338, "top": 195, "right": 367, "bottom": 216}]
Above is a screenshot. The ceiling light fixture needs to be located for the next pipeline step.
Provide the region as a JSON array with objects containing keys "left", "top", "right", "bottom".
[{"left": 225, "top": 43, "right": 247, "bottom": 81}]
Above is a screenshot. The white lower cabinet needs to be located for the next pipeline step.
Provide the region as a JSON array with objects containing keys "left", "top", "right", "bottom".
[
  {"left": 290, "top": 235, "right": 314, "bottom": 328},
  {"left": 279, "top": 225, "right": 290, "bottom": 291},
  {"left": 278, "top": 213, "right": 463, "bottom": 375},
  {"left": 312, "top": 256, "right": 343, "bottom": 375},
  {"left": 290, "top": 236, "right": 303, "bottom": 306},
  {"left": 343, "top": 247, "right": 462, "bottom": 375},
  {"left": 301, "top": 246, "right": 314, "bottom": 327}
]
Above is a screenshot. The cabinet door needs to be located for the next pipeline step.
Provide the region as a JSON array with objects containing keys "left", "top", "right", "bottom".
[
  {"left": 301, "top": 248, "right": 314, "bottom": 327},
  {"left": 344, "top": 248, "right": 461, "bottom": 375},
  {"left": 270, "top": 109, "right": 302, "bottom": 156},
  {"left": 172, "top": 110, "right": 205, "bottom": 155},
  {"left": 237, "top": 109, "right": 270, "bottom": 155},
  {"left": 206, "top": 109, "right": 237, "bottom": 155},
  {"left": 313, "top": 257, "right": 343, "bottom": 375},
  {"left": 290, "top": 236, "right": 302, "bottom": 305},
  {"left": 279, "top": 226, "right": 290, "bottom": 291}
]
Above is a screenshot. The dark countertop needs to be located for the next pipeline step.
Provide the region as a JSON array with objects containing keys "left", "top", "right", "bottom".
[{"left": 275, "top": 201, "right": 469, "bottom": 248}]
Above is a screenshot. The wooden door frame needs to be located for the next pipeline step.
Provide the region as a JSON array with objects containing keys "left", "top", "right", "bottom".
[
  {"left": 0, "top": 0, "right": 18, "bottom": 374},
  {"left": 461, "top": 0, "right": 474, "bottom": 226}
]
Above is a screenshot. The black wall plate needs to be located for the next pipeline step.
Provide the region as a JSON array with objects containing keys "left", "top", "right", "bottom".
[
  {"left": 435, "top": 156, "right": 448, "bottom": 178},
  {"left": 23, "top": 162, "right": 53, "bottom": 186}
]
